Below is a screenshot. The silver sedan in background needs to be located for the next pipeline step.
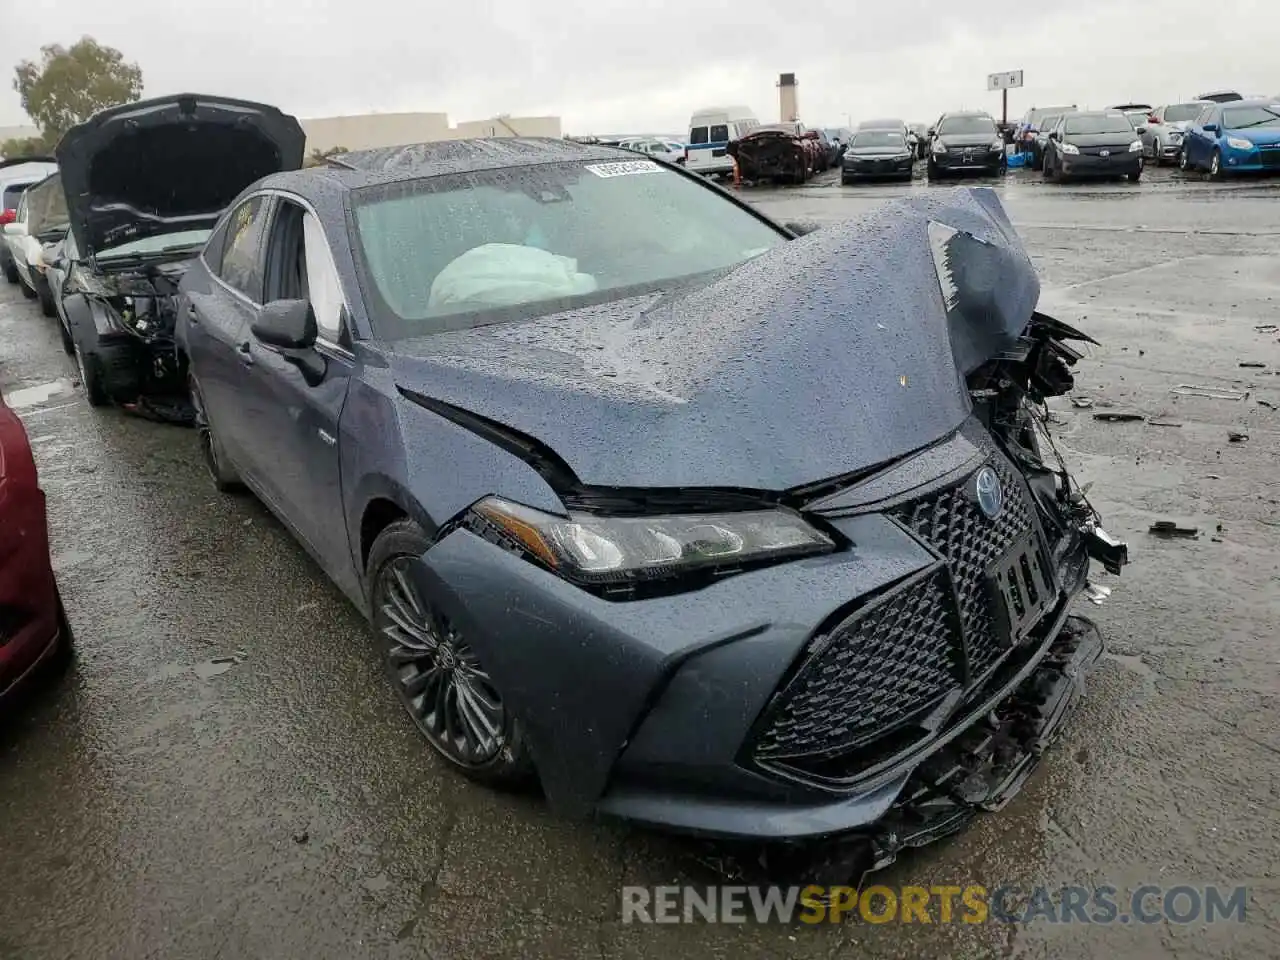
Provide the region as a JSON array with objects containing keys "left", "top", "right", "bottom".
[{"left": 1142, "top": 102, "right": 1208, "bottom": 165}]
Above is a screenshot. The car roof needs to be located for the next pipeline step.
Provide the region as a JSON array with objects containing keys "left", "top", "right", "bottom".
[
  {"left": 939, "top": 111, "right": 994, "bottom": 120},
  {"left": 858, "top": 118, "right": 904, "bottom": 128},
  {"left": 258, "top": 137, "right": 644, "bottom": 194}
]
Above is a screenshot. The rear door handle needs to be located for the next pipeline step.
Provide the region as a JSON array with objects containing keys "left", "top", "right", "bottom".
[{"left": 236, "top": 341, "right": 254, "bottom": 366}]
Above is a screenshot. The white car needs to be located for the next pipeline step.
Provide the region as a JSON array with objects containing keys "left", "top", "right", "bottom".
[
  {"left": 619, "top": 138, "right": 686, "bottom": 164},
  {"left": 2, "top": 171, "right": 67, "bottom": 317},
  {"left": 0, "top": 157, "right": 58, "bottom": 284}
]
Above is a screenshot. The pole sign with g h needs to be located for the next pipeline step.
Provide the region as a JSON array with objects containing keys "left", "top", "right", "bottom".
[{"left": 987, "top": 70, "right": 1024, "bottom": 91}]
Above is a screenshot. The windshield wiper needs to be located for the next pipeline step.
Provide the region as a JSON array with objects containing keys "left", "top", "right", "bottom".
[{"left": 1233, "top": 117, "right": 1280, "bottom": 130}]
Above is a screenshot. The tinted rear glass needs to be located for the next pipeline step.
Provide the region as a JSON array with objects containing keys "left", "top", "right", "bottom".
[
  {"left": 689, "top": 126, "right": 709, "bottom": 145},
  {"left": 1164, "top": 103, "right": 1204, "bottom": 122},
  {"left": 2, "top": 184, "right": 29, "bottom": 210},
  {"left": 1064, "top": 115, "right": 1134, "bottom": 135}
]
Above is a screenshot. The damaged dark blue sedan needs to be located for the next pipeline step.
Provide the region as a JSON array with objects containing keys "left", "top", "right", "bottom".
[{"left": 172, "top": 138, "right": 1128, "bottom": 872}]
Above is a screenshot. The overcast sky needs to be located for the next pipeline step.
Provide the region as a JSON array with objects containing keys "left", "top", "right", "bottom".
[{"left": 3, "top": 0, "right": 1277, "bottom": 135}]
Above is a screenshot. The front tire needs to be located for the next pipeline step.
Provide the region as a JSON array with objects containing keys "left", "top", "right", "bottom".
[
  {"left": 367, "top": 519, "right": 534, "bottom": 788},
  {"left": 18, "top": 273, "right": 36, "bottom": 299},
  {"left": 1179, "top": 146, "right": 1192, "bottom": 172},
  {"left": 72, "top": 332, "right": 137, "bottom": 408}
]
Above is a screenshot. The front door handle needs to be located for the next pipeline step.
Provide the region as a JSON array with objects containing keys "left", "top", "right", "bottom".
[{"left": 236, "top": 341, "right": 254, "bottom": 366}]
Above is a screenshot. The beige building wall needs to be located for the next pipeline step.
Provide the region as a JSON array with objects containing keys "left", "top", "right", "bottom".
[
  {"left": 302, "top": 112, "right": 451, "bottom": 153},
  {"left": 451, "top": 115, "right": 562, "bottom": 139},
  {"left": 302, "top": 112, "right": 563, "bottom": 153}
]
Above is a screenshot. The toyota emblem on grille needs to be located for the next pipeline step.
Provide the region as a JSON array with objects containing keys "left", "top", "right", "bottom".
[{"left": 975, "top": 467, "right": 1004, "bottom": 519}]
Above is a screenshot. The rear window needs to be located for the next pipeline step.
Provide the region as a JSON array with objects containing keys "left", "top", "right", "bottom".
[
  {"left": 1164, "top": 103, "right": 1203, "bottom": 122},
  {"left": 689, "top": 126, "right": 709, "bottom": 145},
  {"left": 350, "top": 160, "right": 788, "bottom": 340},
  {"left": 1064, "top": 114, "right": 1135, "bottom": 135},
  {"left": 2, "top": 183, "right": 31, "bottom": 211},
  {"left": 709, "top": 124, "right": 729, "bottom": 143}
]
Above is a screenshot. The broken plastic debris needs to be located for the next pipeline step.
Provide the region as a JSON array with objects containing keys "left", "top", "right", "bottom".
[
  {"left": 1146, "top": 418, "right": 1182, "bottom": 427},
  {"left": 1172, "top": 385, "right": 1246, "bottom": 400},
  {"left": 1259, "top": 399, "right": 1276, "bottom": 410},
  {"left": 1070, "top": 397, "right": 1094, "bottom": 409},
  {"left": 1148, "top": 521, "right": 1199, "bottom": 539},
  {"left": 1093, "top": 412, "right": 1143, "bottom": 422},
  {"left": 1239, "top": 361, "right": 1267, "bottom": 369},
  {"left": 1084, "top": 583, "right": 1112, "bottom": 605},
  {"left": 1228, "top": 431, "right": 1248, "bottom": 442},
  {"left": 1254, "top": 324, "right": 1278, "bottom": 333}
]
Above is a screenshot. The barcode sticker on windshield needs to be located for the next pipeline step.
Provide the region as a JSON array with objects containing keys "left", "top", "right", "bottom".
[{"left": 584, "top": 160, "right": 663, "bottom": 177}]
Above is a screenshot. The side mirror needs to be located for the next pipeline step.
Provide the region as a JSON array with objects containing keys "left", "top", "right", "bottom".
[
  {"left": 784, "top": 220, "right": 822, "bottom": 237},
  {"left": 3, "top": 222, "right": 27, "bottom": 237},
  {"left": 252, "top": 299, "right": 317, "bottom": 350},
  {"left": 1136, "top": 125, "right": 1148, "bottom": 135},
  {"left": 1203, "top": 123, "right": 1219, "bottom": 134}
]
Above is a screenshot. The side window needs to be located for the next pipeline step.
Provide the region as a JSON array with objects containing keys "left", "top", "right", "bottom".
[
  {"left": 709, "top": 124, "right": 729, "bottom": 143},
  {"left": 303, "top": 213, "right": 345, "bottom": 342},
  {"left": 218, "top": 196, "right": 269, "bottom": 301},
  {"left": 202, "top": 219, "right": 229, "bottom": 273}
]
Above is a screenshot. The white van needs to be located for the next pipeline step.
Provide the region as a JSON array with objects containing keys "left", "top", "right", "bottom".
[{"left": 685, "top": 106, "right": 760, "bottom": 176}]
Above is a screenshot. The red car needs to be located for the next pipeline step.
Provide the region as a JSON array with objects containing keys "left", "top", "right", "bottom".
[{"left": 0, "top": 390, "right": 70, "bottom": 702}]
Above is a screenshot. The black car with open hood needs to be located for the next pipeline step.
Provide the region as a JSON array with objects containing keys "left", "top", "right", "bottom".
[
  {"left": 56, "top": 93, "right": 305, "bottom": 263},
  {"left": 54, "top": 93, "right": 304, "bottom": 416}
]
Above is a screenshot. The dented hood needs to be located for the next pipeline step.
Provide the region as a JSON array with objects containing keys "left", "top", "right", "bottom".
[{"left": 390, "top": 187, "right": 1040, "bottom": 491}]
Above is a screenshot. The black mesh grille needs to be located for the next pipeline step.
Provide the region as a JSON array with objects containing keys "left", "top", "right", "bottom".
[
  {"left": 752, "top": 568, "right": 962, "bottom": 759},
  {"left": 891, "top": 457, "right": 1035, "bottom": 679}
]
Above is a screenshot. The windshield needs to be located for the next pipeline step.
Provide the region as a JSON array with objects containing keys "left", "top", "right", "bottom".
[
  {"left": 1038, "top": 116, "right": 1061, "bottom": 132},
  {"left": 96, "top": 228, "right": 214, "bottom": 260},
  {"left": 938, "top": 116, "right": 996, "bottom": 136},
  {"left": 351, "top": 160, "right": 788, "bottom": 340},
  {"left": 1165, "top": 103, "right": 1204, "bottom": 122},
  {"left": 1064, "top": 114, "right": 1135, "bottom": 135},
  {"left": 1223, "top": 105, "right": 1280, "bottom": 130},
  {"left": 852, "top": 131, "right": 906, "bottom": 148}
]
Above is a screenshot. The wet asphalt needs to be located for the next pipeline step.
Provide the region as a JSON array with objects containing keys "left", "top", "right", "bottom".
[{"left": 1, "top": 163, "right": 1278, "bottom": 960}]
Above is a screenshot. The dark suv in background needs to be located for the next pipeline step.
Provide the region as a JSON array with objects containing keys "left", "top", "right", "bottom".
[{"left": 927, "top": 112, "right": 1006, "bottom": 180}]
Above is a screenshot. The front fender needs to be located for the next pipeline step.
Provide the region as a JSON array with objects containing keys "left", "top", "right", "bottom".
[{"left": 61, "top": 293, "right": 125, "bottom": 342}]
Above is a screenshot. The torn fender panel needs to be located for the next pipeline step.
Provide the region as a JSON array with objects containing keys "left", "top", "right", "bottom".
[{"left": 389, "top": 186, "right": 1041, "bottom": 491}]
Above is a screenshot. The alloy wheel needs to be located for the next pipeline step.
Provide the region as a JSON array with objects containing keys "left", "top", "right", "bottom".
[
  {"left": 376, "top": 556, "right": 506, "bottom": 767},
  {"left": 1210, "top": 151, "right": 1221, "bottom": 178}
]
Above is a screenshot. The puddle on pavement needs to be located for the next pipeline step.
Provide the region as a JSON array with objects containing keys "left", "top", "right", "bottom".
[{"left": 3, "top": 378, "right": 77, "bottom": 410}]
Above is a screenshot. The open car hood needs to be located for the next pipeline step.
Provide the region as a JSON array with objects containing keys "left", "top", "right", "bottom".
[
  {"left": 390, "top": 187, "right": 1042, "bottom": 491},
  {"left": 56, "top": 93, "right": 305, "bottom": 258}
]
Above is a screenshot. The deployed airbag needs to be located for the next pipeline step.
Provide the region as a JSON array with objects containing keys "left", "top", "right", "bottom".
[{"left": 428, "top": 243, "right": 598, "bottom": 311}]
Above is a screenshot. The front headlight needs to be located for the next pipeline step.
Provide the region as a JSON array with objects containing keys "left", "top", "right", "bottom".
[
  {"left": 1169, "top": 131, "right": 1183, "bottom": 142},
  {"left": 1226, "top": 137, "right": 1253, "bottom": 150},
  {"left": 469, "top": 497, "right": 835, "bottom": 586},
  {"left": 1061, "top": 142, "right": 1080, "bottom": 155},
  {"left": 1128, "top": 140, "right": 1143, "bottom": 153},
  {"left": 931, "top": 140, "right": 947, "bottom": 154}
]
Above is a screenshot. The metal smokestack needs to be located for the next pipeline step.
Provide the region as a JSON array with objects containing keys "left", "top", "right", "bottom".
[{"left": 778, "top": 73, "right": 799, "bottom": 123}]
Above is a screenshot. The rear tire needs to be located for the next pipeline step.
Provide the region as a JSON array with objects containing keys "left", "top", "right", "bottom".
[
  {"left": 367, "top": 518, "right": 535, "bottom": 789},
  {"left": 189, "top": 374, "right": 244, "bottom": 492},
  {"left": 1209, "top": 149, "right": 1224, "bottom": 181},
  {"left": 35, "top": 275, "right": 56, "bottom": 318}
]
